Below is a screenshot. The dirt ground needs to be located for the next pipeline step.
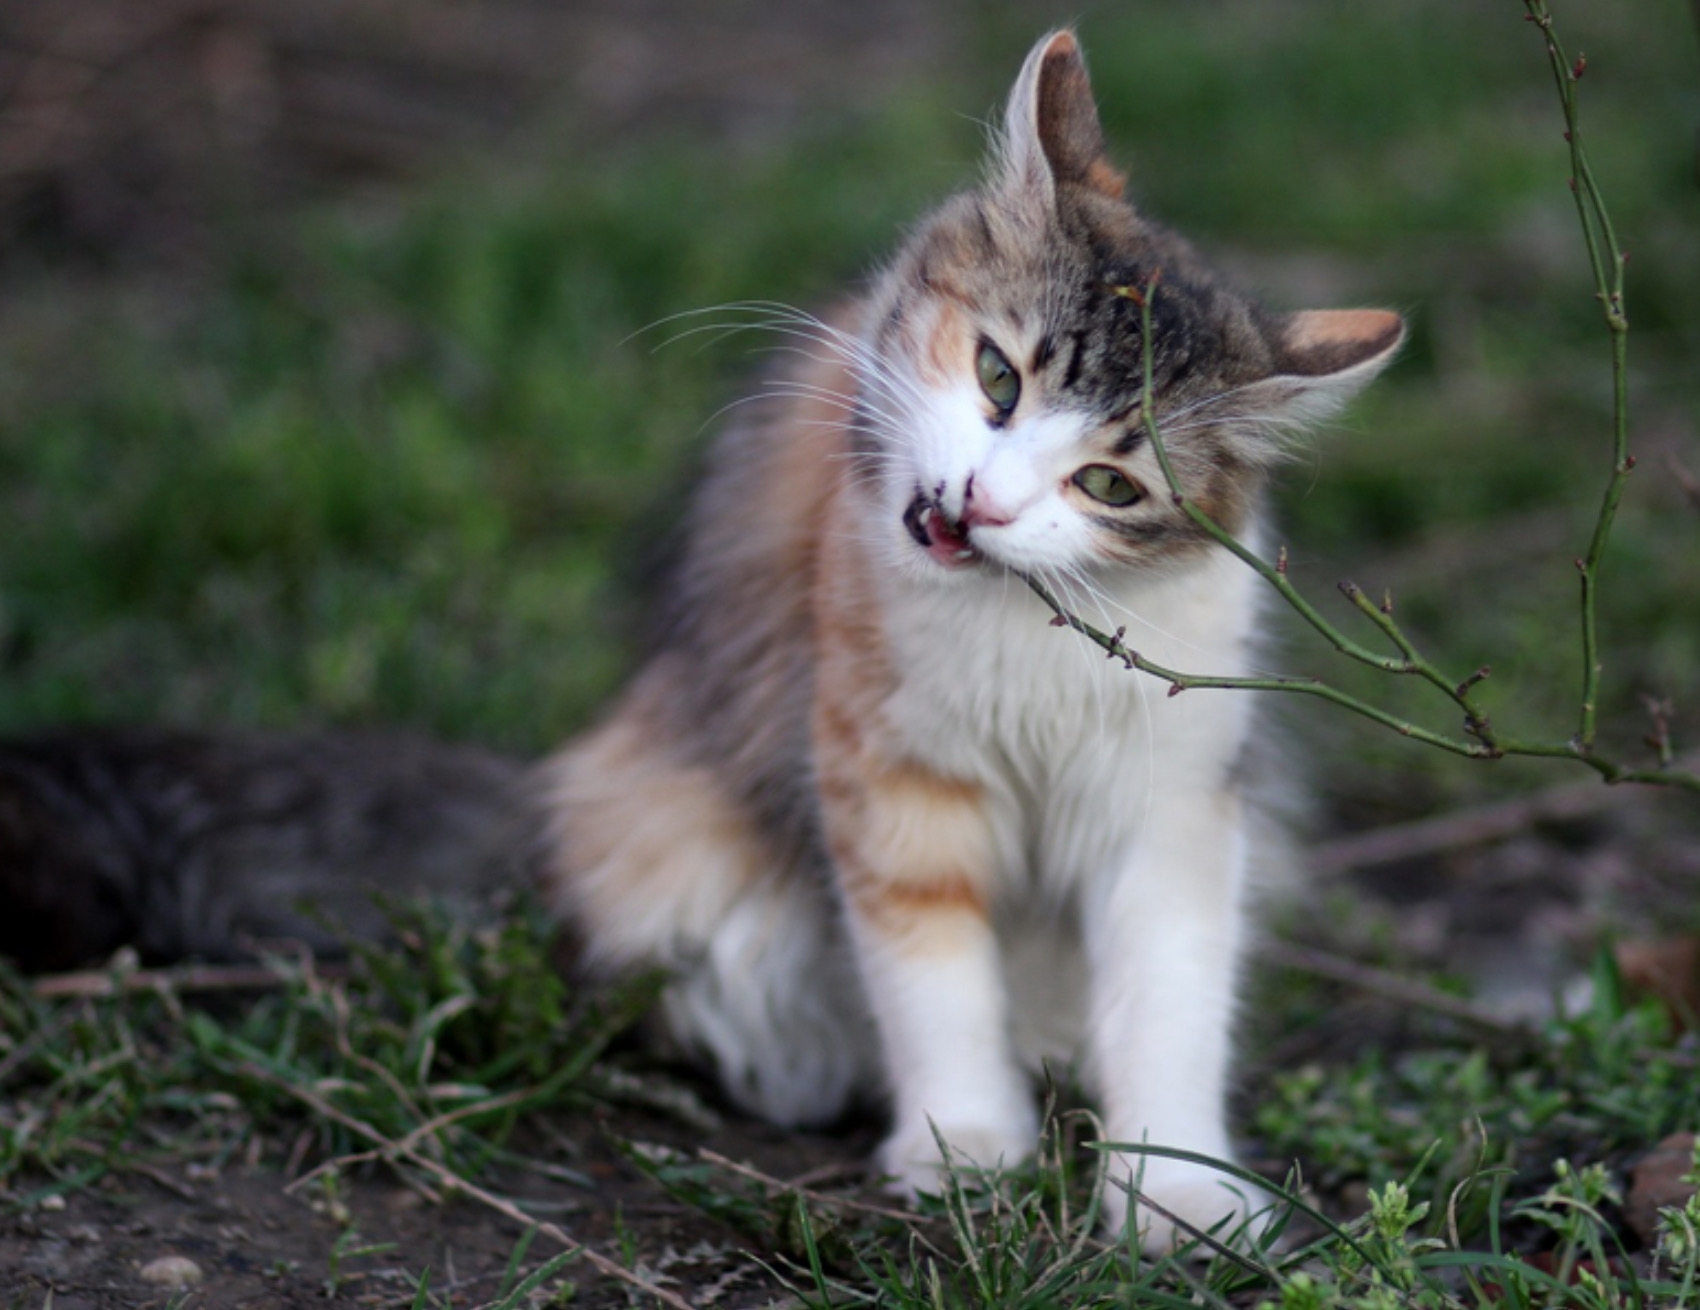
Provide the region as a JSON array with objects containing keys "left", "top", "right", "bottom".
[{"left": 3, "top": 1098, "right": 875, "bottom": 1308}]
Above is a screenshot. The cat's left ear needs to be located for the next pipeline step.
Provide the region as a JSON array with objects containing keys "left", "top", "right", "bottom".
[
  {"left": 1262, "top": 308, "right": 1405, "bottom": 418},
  {"left": 998, "top": 30, "right": 1127, "bottom": 209}
]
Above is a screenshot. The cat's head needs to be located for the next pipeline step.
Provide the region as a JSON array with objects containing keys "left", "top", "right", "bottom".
[{"left": 858, "top": 29, "right": 1403, "bottom": 582}]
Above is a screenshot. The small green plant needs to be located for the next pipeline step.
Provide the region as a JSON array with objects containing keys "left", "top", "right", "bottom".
[
  {"left": 1653, "top": 1141, "right": 1700, "bottom": 1296},
  {"left": 0, "top": 896, "right": 655, "bottom": 1204},
  {"left": 1255, "top": 952, "right": 1690, "bottom": 1224},
  {"left": 324, "top": 1225, "right": 397, "bottom": 1297}
]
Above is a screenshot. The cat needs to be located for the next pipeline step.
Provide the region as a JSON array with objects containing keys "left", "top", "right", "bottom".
[
  {"left": 0, "top": 727, "right": 529, "bottom": 973},
  {"left": 538, "top": 28, "right": 1402, "bottom": 1251},
  {"left": 0, "top": 27, "right": 1402, "bottom": 1254}
]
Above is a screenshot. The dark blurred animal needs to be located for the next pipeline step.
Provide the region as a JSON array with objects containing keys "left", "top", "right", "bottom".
[{"left": 0, "top": 728, "right": 534, "bottom": 973}]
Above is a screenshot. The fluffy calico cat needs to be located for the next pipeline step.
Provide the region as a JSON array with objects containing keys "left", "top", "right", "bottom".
[
  {"left": 541, "top": 30, "right": 1402, "bottom": 1250},
  {"left": 0, "top": 27, "right": 1404, "bottom": 1254}
]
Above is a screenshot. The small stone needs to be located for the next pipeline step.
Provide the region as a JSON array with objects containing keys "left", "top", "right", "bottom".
[
  {"left": 38, "top": 1194, "right": 66, "bottom": 1212},
  {"left": 139, "top": 1254, "right": 205, "bottom": 1288},
  {"left": 1625, "top": 1131, "right": 1698, "bottom": 1245}
]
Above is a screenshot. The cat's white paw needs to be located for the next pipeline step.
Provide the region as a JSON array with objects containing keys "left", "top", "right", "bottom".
[
  {"left": 878, "top": 1113, "right": 1037, "bottom": 1201},
  {"left": 1100, "top": 1156, "right": 1276, "bottom": 1257}
]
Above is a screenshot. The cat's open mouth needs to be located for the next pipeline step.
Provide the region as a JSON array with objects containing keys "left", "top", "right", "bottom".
[{"left": 903, "top": 493, "right": 982, "bottom": 569}]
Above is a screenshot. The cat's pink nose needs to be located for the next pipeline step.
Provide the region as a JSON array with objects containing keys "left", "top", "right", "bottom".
[{"left": 961, "top": 477, "right": 1015, "bottom": 529}]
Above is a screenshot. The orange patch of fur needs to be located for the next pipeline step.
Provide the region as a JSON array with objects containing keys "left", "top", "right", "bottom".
[
  {"left": 809, "top": 494, "right": 998, "bottom": 951},
  {"left": 920, "top": 300, "right": 971, "bottom": 390},
  {"left": 541, "top": 667, "right": 769, "bottom": 963}
]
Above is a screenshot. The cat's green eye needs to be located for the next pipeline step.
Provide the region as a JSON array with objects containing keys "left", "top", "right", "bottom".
[
  {"left": 1073, "top": 464, "right": 1142, "bottom": 507},
  {"left": 975, "top": 342, "right": 1020, "bottom": 414}
]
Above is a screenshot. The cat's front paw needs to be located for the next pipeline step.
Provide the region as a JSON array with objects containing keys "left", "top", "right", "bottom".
[
  {"left": 878, "top": 1113, "right": 1037, "bottom": 1201},
  {"left": 1100, "top": 1156, "right": 1276, "bottom": 1257}
]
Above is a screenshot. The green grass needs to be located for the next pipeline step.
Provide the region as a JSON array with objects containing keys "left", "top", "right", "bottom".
[
  {"left": 2, "top": 3, "right": 1693, "bottom": 782},
  {"left": 1, "top": 0, "right": 1698, "bottom": 1303}
]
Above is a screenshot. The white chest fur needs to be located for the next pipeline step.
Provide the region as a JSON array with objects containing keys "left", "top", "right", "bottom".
[{"left": 873, "top": 540, "right": 1265, "bottom": 891}]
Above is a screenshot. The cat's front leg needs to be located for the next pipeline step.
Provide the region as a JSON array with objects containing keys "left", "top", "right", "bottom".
[
  {"left": 814, "top": 745, "right": 1035, "bottom": 1198},
  {"left": 1084, "top": 784, "right": 1274, "bottom": 1253}
]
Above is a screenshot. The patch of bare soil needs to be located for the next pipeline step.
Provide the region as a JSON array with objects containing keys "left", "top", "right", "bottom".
[{"left": 2, "top": 1101, "right": 878, "bottom": 1307}]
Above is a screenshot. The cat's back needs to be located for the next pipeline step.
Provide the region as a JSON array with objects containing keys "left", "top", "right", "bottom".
[{"left": 552, "top": 305, "right": 870, "bottom": 849}]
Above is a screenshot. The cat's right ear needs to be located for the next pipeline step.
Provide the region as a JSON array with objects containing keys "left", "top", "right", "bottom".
[
  {"left": 997, "top": 30, "right": 1127, "bottom": 212},
  {"left": 1258, "top": 308, "right": 1406, "bottom": 423}
]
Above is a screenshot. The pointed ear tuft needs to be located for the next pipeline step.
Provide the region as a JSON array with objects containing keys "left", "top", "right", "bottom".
[
  {"left": 1274, "top": 309, "right": 1405, "bottom": 379},
  {"left": 1000, "top": 30, "right": 1126, "bottom": 206}
]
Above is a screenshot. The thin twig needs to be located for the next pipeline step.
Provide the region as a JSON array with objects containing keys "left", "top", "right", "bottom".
[
  {"left": 1311, "top": 755, "right": 1697, "bottom": 873},
  {"left": 1024, "top": 575, "right": 1495, "bottom": 760},
  {"left": 696, "top": 1148, "right": 922, "bottom": 1224},
  {"left": 31, "top": 960, "right": 350, "bottom": 1000},
  {"left": 286, "top": 1084, "right": 541, "bottom": 1195},
  {"left": 1257, "top": 941, "right": 1534, "bottom": 1037},
  {"left": 239, "top": 1062, "right": 699, "bottom": 1310},
  {"left": 1522, "top": 0, "right": 1633, "bottom": 753}
]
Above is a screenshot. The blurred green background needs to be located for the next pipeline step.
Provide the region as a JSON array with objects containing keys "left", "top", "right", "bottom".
[{"left": 0, "top": 0, "right": 1695, "bottom": 828}]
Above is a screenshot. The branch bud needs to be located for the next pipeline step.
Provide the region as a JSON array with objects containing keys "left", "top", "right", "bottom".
[{"left": 1455, "top": 665, "right": 1492, "bottom": 697}]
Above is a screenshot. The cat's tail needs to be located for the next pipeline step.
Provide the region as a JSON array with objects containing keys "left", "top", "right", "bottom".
[{"left": 0, "top": 727, "right": 541, "bottom": 973}]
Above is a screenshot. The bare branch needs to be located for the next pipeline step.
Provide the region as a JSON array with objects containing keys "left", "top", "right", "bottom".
[{"left": 1029, "top": 8, "right": 1700, "bottom": 797}]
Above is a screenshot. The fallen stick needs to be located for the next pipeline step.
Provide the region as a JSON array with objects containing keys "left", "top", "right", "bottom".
[
  {"left": 1309, "top": 757, "right": 1695, "bottom": 875},
  {"left": 31, "top": 960, "right": 348, "bottom": 1000},
  {"left": 1256, "top": 940, "right": 1532, "bottom": 1036},
  {"left": 241, "top": 1061, "right": 698, "bottom": 1310}
]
